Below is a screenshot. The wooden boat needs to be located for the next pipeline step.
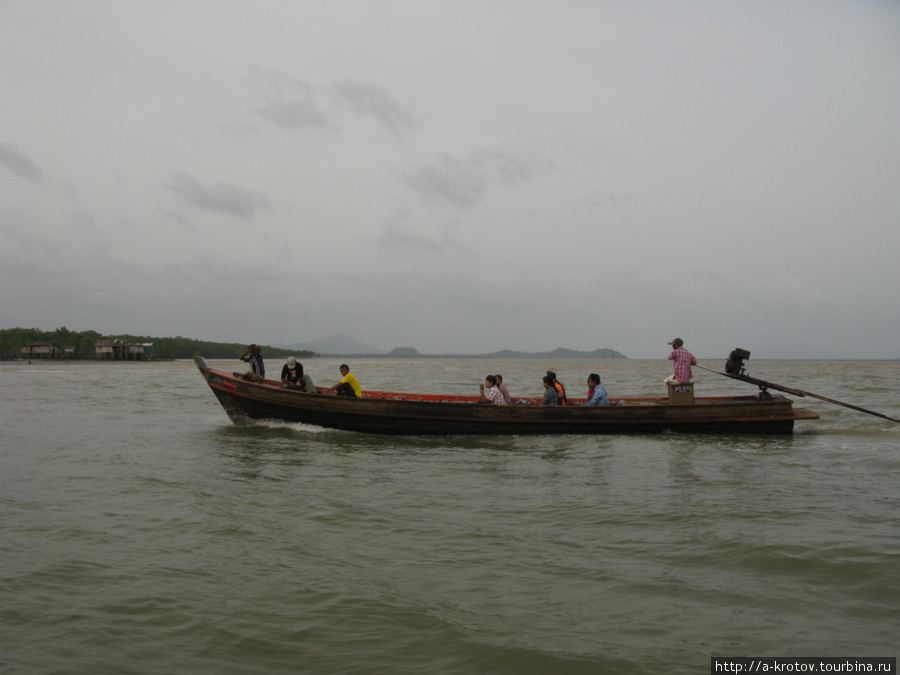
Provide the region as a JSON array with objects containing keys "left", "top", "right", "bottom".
[{"left": 194, "top": 357, "right": 819, "bottom": 435}]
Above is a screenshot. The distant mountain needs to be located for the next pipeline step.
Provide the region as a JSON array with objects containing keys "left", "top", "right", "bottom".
[
  {"left": 274, "top": 337, "right": 626, "bottom": 358},
  {"left": 387, "top": 347, "right": 422, "bottom": 357},
  {"left": 479, "top": 347, "right": 627, "bottom": 359},
  {"left": 279, "top": 334, "right": 386, "bottom": 355}
]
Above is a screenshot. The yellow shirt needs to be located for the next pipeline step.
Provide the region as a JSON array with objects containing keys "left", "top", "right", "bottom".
[{"left": 340, "top": 372, "right": 362, "bottom": 397}]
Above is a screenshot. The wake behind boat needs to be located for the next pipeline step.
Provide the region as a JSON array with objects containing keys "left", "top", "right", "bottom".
[{"left": 193, "top": 356, "right": 819, "bottom": 435}]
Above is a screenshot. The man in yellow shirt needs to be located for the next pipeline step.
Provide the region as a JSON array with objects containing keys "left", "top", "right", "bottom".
[{"left": 326, "top": 364, "right": 362, "bottom": 398}]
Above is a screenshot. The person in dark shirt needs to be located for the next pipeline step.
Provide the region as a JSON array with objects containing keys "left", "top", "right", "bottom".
[
  {"left": 546, "top": 370, "right": 567, "bottom": 405},
  {"left": 281, "top": 357, "right": 303, "bottom": 390},
  {"left": 541, "top": 375, "right": 560, "bottom": 405}
]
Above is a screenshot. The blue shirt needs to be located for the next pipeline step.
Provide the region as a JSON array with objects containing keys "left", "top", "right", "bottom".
[{"left": 585, "top": 385, "right": 609, "bottom": 406}]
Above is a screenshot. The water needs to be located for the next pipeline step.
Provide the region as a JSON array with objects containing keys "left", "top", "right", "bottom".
[{"left": 2, "top": 358, "right": 899, "bottom": 674}]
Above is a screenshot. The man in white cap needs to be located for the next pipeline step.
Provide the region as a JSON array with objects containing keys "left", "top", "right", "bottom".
[
  {"left": 281, "top": 356, "right": 303, "bottom": 389},
  {"left": 665, "top": 338, "right": 697, "bottom": 384}
]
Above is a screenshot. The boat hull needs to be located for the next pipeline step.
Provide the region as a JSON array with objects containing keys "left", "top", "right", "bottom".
[{"left": 195, "top": 358, "right": 818, "bottom": 435}]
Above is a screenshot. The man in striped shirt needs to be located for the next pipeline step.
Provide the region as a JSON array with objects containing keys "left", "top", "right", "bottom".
[{"left": 235, "top": 344, "right": 265, "bottom": 382}]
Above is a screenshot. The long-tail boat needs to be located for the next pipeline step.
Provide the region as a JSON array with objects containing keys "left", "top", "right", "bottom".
[{"left": 194, "top": 356, "right": 819, "bottom": 435}]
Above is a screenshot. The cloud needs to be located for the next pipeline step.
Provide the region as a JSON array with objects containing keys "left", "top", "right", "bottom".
[
  {"left": 253, "top": 93, "right": 328, "bottom": 130},
  {"left": 333, "top": 80, "right": 416, "bottom": 136},
  {"left": 248, "top": 67, "right": 414, "bottom": 137},
  {"left": 402, "top": 153, "right": 487, "bottom": 208},
  {"left": 402, "top": 147, "right": 553, "bottom": 208},
  {"left": 247, "top": 67, "right": 329, "bottom": 130},
  {"left": 375, "top": 222, "right": 452, "bottom": 252},
  {"left": 0, "top": 143, "right": 48, "bottom": 184},
  {"left": 164, "top": 172, "right": 270, "bottom": 218}
]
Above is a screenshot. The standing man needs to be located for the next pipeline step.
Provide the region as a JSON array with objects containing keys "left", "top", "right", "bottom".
[
  {"left": 326, "top": 364, "right": 362, "bottom": 398},
  {"left": 665, "top": 338, "right": 697, "bottom": 384}
]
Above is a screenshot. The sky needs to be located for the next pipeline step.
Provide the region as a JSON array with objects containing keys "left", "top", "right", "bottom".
[{"left": 2, "top": 1, "right": 899, "bottom": 359}]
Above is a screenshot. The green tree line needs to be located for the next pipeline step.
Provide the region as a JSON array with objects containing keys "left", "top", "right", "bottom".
[{"left": 0, "top": 327, "right": 316, "bottom": 361}]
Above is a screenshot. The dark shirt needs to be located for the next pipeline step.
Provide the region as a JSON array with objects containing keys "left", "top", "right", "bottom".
[
  {"left": 542, "top": 387, "right": 560, "bottom": 405},
  {"left": 281, "top": 365, "right": 302, "bottom": 384}
]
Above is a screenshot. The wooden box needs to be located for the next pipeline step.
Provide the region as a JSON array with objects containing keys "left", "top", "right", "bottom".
[{"left": 667, "top": 382, "right": 695, "bottom": 404}]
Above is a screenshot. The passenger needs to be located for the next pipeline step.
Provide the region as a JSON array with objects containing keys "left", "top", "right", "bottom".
[
  {"left": 234, "top": 344, "right": 265, "bottom": 382},
  {"left": 281, "top": 357, "right": 303, "bottom": 390},
  {"left": 664, "top": 338, "right": 697, "bottom": 384},
  {"left": 541, "top": 375, "right": 560, "bottom": 405},
  {"left": 495, "top": 374, "right": 511, "bottom": 404},
  {"left": 479, "top": 374, "right": 508, "bottom": 404},
  {"left": 546, "top": 370, "right": 567, "bottom": 405},
  {"left": 585, "top": 373, "right": 610, "bottom": 406},
  {"left": 325, "top": 364, "right": 362, "bottom": 398}
]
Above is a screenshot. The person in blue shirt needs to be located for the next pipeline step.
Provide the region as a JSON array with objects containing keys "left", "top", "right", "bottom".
[{"left": 585, "top": 373, "right": 609, "bottom": 406}]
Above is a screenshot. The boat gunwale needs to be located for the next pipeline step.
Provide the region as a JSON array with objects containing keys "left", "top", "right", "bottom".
[{"left": 200, "top": 365, "right": 797, "bottom": 408}]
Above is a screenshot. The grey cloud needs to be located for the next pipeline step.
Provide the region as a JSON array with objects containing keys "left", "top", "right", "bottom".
[
  {"left": 403, "top": 154, "right": 487, "bottom": 208},
  {"left": 248, "top": 68, "right": 328, "bottom": 130},
  {"left": 253, "top": 94, "right": 327, "bottom": 130},
  {"left": 402, "top": 147, "right": 553, "bottom": 208},
  {"left": 0, "top": 142, "right": 48, "bottom": 184},
  {"left": 248, "top": 68, "right": 413, "bottom": 137},
  {"left": 165, "top": 172, "right": 270, "bottom": 218},
  {"left": 334, "top": 81, "right": 415, "bottom": 136},
  {"left": 471, "top": 147, "right": 553, "bottom": 185},
  {"left": 375, "top": 222, "right": 452, "bottom": 252}
]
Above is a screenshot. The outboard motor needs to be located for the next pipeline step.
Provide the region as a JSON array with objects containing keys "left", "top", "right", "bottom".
[{"left": 725, "top": 348, "right": 751, "bottom": 375}]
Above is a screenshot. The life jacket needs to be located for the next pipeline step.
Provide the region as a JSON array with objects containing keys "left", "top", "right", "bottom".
[{"left": 554, "top": 381, "right": 567, "bottom": 405}]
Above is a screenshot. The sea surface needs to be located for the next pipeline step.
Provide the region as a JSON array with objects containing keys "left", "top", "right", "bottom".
[{"left": 2, "top": 357, "right": 898, "bottom": 674}]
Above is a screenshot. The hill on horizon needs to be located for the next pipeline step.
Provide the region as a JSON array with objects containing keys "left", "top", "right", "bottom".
[{"left": 279, "top": 335, "right": 627, "bottom": 359}]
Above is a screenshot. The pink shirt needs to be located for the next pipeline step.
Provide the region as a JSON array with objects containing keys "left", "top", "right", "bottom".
[
  {"left": 668, "top": 347, "right": 697, "bottom": 382},
  {"left": 497, "top": 383, "right": 511, "bottom": 404}
]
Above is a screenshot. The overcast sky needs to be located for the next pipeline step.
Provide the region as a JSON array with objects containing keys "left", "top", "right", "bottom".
[{"left": 2, "top": 1, "right": 899, "bottom": 358}]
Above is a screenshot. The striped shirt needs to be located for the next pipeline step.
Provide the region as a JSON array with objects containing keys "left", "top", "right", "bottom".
[{"left": 243, "top": 352, "right": 265, "bottom": 377}]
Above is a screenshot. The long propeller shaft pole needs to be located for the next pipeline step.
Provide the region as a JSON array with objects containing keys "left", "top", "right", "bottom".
[{"left": 695, "top": 364, "right": 900, "bottom": 424}]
